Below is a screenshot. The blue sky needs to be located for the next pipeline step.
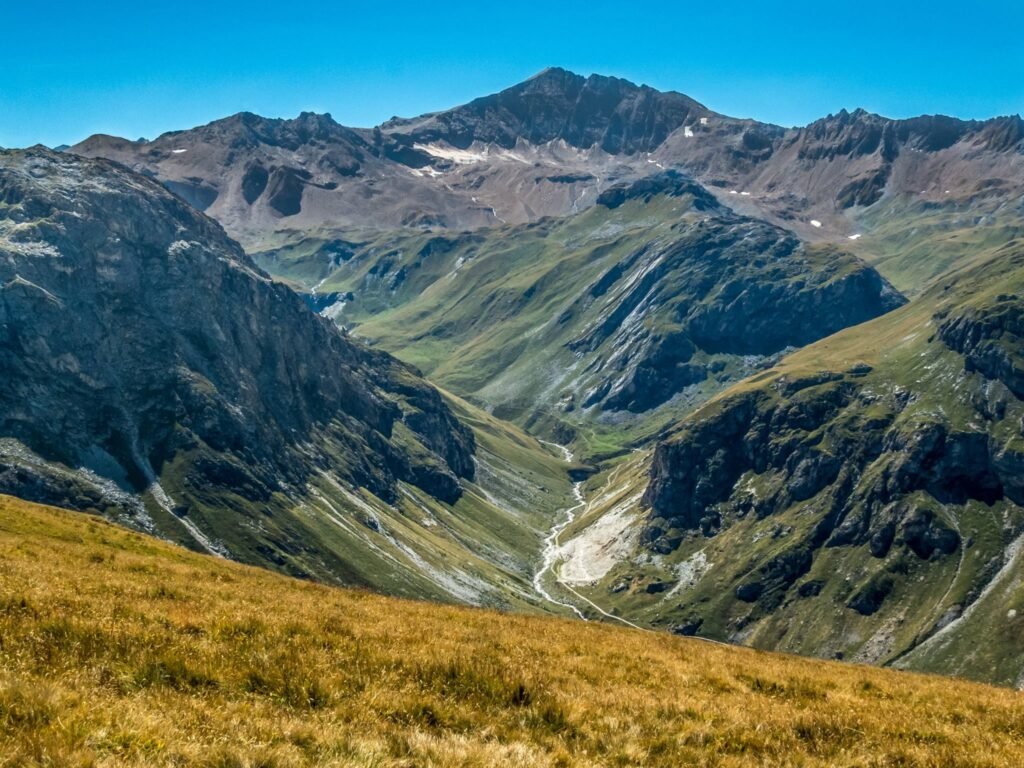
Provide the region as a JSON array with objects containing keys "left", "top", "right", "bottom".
[{"left": 3, "top": 0, "right": 1022, "bottom": 148}]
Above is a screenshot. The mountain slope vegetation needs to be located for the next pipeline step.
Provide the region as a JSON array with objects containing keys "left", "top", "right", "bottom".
[
  {"left": 555, "top": 241, "right": 1024, "bottom": 686},
  {"left": 24, "top": 69, "right": 1024, "bottom": 688},
  {"left": 3, "top": 493, "right": 1023, "bottom": 767},
  {"left": 0, "top": 147, "right": 572, "bottom": 608},
  {"left": 255, "top": 173, "right": 903, "bottom": 455}
]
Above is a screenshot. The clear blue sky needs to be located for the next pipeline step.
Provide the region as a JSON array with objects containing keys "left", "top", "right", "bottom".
[{"left": 3, "top": 0, "right": 1022, "bottom": 148}]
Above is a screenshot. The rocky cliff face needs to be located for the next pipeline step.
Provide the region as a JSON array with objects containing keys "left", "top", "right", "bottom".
[
  {"left": 642, "top": 370, "right": 1002, "bottom": 557},
  {"left": 0, "top": 147, "right": 474, "bottom": 546},
  {"left": 562, "top": 174, "right": 905, "bottom": 414},
  {"left": 937, "top": 292, "right": 1024, "bottom": 400},
  {"left": 631, "top": 245, "right": 1024, "bottom": 680}
]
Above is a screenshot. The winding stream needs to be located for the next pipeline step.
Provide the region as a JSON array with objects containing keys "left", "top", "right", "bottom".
[{"left": 533, "top": 440, "right": 588, "bottom": 620}]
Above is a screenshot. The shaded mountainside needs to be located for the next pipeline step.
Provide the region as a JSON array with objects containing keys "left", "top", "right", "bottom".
[
  {"left": 0, "top": 148, "right": 576, "bottom": 607},
  {"left": 257, "top": 172, "right": 904, "bottom": 456},
  {"left": 568, "top": 241, "right": 1024, "bottom": 686},
  {"left": 0, "top": 146, "right": 471, "bottom": 510}
]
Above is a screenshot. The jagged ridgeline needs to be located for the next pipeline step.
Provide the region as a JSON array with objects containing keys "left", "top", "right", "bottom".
[
  {"left": 261, "top": 172, "right": 904, "bottom": 451},
  {"left": 0, "top": 148, "right": 571, "bottom": 602},
  {"left": 73, "top": 68, "right": 1024, "bottom": 285},
  {"left": 620, "top": 240, "right": 1024, "bottom": 685}
]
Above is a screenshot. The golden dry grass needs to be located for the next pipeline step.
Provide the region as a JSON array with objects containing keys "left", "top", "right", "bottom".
[{"left": 1, "top": 494, "right": 1022, "bottom": 767}]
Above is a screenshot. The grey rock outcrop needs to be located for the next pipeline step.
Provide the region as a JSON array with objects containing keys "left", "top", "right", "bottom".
[{"left": 0, "top": 148, "right": 474, "bottom": 523}]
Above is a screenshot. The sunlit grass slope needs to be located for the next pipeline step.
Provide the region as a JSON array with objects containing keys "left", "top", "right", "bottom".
[
  {"left": 849, "top": 195, "right": 1024, "bottom": 295},
  {"left": 2, "top": 495, "right": 1024, "bottom": 767}
]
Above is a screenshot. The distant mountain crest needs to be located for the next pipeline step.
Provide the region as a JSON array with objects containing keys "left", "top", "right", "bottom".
[
  {"left": 70, "top": 68, "right": 1024, "bottom": 249},
  {"left": 381, "top": 66, "right": 709, "bottom": 154}
]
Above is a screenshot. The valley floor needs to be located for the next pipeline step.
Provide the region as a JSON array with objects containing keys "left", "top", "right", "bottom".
[{"left": 2, "top": 494, "right": 1023, "bottom": 767}]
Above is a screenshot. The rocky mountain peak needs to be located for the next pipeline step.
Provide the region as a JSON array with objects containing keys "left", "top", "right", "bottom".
[
  {"left": 70, "top": 71, "right": 1024, "bottom": 250},
  {"left": 191, "top": 110, "right": 362, "bottom": 151},
  {"left": 380, "top": 67, "right": 708, "bottom": 154}
]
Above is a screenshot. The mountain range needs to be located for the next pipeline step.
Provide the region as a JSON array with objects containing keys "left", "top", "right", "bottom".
[
  {"left": 3, "top": 67, "right": 1023, "bottom": 687},
  {"left": 73, "top": 67, "right": 1024, "bottom": 274}
]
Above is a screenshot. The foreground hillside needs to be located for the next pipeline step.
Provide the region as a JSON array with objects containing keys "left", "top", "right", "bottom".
[{"left": 2, "top": 495, "right": 1023, "bottom": 767}]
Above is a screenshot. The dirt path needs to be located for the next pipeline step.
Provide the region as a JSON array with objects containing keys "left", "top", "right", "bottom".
[{"left": 900, "top": 530, "right": 1024, "bottom": 662}]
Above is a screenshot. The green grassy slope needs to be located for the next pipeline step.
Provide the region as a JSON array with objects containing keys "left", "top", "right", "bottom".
[
  {"left": 847, "top": 195, "right": 1024, "bottom": 295},
  {"left": 254, "top": 179, "right": 902, "bottom": 460}
]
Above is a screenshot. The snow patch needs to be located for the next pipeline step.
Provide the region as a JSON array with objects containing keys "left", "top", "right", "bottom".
[
  {"left": 168, "top": 240, "right": 198, "bottom": 257},
  {"left": 413, "top": 143, "right": 486, "bottom": 164},
  {"left": 495, "top": 148, "right": 532, "bottom": 164}
]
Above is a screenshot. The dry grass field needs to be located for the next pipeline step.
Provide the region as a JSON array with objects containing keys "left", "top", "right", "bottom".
[{"left": 1, "top": 494, "right": 1022, "bottom": 767}]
